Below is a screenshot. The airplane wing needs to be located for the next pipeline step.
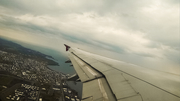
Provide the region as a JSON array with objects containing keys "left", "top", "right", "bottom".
[{"left": 64, "top": 44, "right": 180, "bottom": 101}]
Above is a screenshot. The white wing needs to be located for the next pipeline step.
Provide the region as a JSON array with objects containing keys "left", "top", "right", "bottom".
[{"left": 65, "top": 45, "right": 180, "bottom": 101}]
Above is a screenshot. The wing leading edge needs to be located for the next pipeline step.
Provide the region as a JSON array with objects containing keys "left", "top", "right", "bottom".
[{"left": 64, "top": 44, "right": 180, "bottom": 101}]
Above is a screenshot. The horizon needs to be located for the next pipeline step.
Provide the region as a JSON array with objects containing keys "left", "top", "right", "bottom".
[{"left": 0, "top": 0, "right": 179, "bottom": 75}]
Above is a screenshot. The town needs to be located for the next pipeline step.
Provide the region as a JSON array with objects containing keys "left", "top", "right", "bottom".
[{"left": 0, "top": 50, "right": 80, "bottom": 101}]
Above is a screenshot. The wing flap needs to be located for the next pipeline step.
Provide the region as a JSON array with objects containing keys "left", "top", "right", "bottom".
[
  {"left": 69, "top": 52, "right": 102, "bottom": 82},
  {"left": 69, "top": 53, "right": 90, "bottom": 82},
  {"left": 103, "top": 69, "right": 140, "bottom": 99},
  {"left": 82, "top": 78, "right": 116, "bottom": 101},
  {"left": 117, "top": 95, "right": 142, "bottom": 101}
]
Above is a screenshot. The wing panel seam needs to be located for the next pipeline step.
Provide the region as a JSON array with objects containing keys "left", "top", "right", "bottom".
[{"left": 98, "top": 61, "right": 180, "bottom": 98}]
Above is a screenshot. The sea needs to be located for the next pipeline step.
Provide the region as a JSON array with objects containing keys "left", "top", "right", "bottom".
[
  {"left": 2, "top": 38, "right": 83, "bottom": 97},
  {"left": 27, "top": 45, "right": 83, "bottom": 97}
]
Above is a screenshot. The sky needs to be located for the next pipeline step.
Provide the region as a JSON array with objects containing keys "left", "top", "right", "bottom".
[{"left": 0, "top": 0, "right": 179, "bottom": 74}]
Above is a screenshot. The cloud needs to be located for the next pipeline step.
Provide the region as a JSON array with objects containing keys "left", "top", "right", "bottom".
[{"left": 0, "top": 0, "right": 179, "bottom": 74}]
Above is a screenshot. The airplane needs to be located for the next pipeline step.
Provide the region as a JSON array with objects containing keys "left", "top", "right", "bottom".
[{"left": 64, "top": 44, "right": 180, "bottom": 101}]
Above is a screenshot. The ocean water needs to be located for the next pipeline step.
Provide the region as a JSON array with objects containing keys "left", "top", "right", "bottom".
[
  {"left": 14, "top": 41, "right": 76, "bottom": 74},
  {"left": 35, "top": 48, "right": 83, "bottom": 97},
  {"left": 3, "top": 39, "right": 83, "bottom": 97}
]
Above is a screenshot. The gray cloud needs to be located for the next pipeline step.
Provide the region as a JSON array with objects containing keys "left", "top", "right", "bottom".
[{"left": 0, "top": 0, "right": 179, "bottom": 74}]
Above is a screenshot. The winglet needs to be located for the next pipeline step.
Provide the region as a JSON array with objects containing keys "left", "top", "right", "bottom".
[{"left": 64, "top": 44, "right": 71, "bottom": 51}]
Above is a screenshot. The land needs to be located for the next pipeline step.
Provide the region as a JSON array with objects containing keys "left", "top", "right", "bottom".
[
  {"left": 0, "top": 38, "right": 59, "bottom": 66},
  {"left": 0, "top": 38, "right": 80, "bottom": 101}
]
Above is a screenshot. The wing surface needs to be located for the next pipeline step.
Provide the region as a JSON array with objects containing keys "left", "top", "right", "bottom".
[{"left": 65, "top": 45, "right": 180, "bottom": 101}]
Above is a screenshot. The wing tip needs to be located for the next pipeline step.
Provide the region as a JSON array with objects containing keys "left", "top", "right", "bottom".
[{"left": 64, "top": 44, "right": 71, "bottom": 51}]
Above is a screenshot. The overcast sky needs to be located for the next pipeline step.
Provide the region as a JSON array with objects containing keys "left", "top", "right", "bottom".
[{"left": 0, "top": 0, "right": 179, "bottom": 74}]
